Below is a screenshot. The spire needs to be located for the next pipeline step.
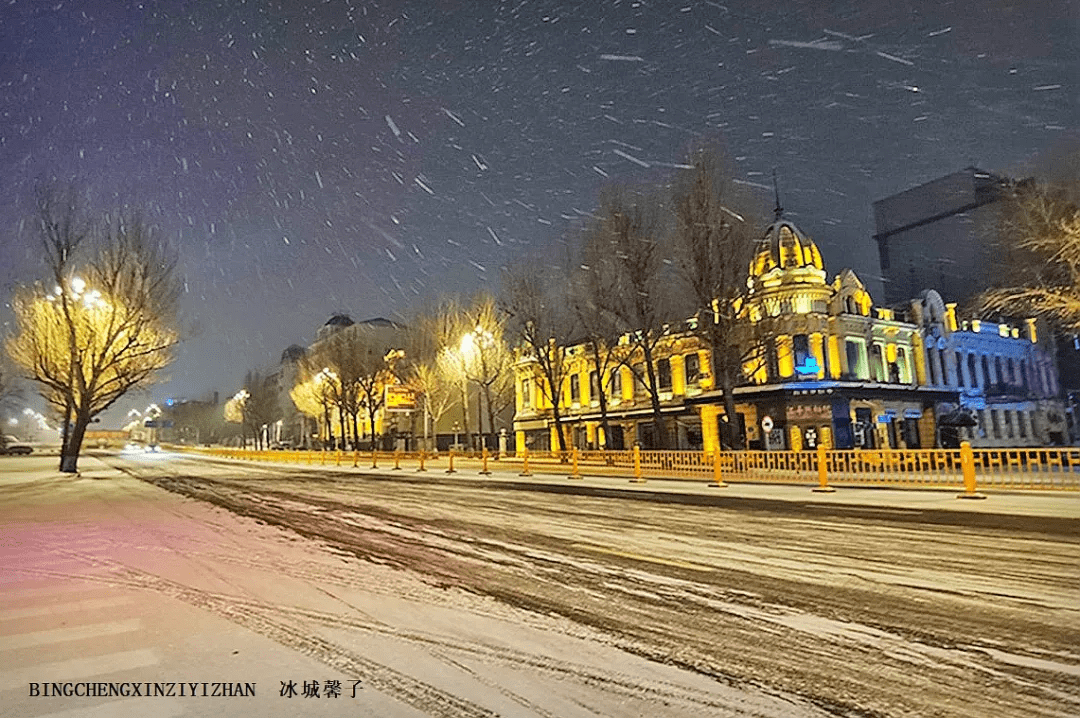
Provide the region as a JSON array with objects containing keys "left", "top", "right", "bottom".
[{"left": 772, "top": 168, "right": 783, "bottom": 220}]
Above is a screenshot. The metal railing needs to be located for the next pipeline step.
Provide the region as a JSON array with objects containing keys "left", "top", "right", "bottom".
[{"left": 172, "top": 443, "right": 1080, "bottom": 492}]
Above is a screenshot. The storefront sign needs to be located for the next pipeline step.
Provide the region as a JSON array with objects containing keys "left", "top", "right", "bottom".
[
  {"left": 384, "top": 385, "right": 417, "bottom": 411},
  {"left": 786, "top": 404, "right": 831, "bottom": 423}
]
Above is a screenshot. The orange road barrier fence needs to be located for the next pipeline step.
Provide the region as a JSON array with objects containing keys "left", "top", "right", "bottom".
[
  {"left": 177, "top": 445, "right": 1080, "bottom": 494},
  {"left": 630, "top": 445, "right": 645, "bottom": 483},
  {"left": 812, "top": 443, "right": 834, "bottom": 493},
  {"left": 711, "top": 449, "right": 727, "bottom": 488},
  {"left": 568, "top": 448, "right": 582, "bottom": 479}
]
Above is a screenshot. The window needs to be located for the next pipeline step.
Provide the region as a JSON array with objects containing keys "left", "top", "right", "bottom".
[
  {"left": 845, "top": 339, "right": 866, "bottom": 379},
  {"left": 968, "top": 353, "right": 979, "bottom": 388},
  {"left": 990, "top": 409, "right": 1001, "bottom": 439},
  {"left": 981, "top": 356, "right": 991, "bottom": 389},
  {"left": 1020, "top": 360, "right": 1028, "bottom": 391},
  {"left": 570, "top": 373, "right": 581, "bottom": 404},
  {"left": 520, "top": 378, "right": 531, "bottom": 408},
  {"left": 869, "top": 344, "right": 885, "bottom": 382},
  {"left": 793, "top": 334, "right": 816, "bottom": 378},
  {"left": 994, "top": 357, "right": 1004, "bottom": 388},
  {"left": 955, "top": 352, "right": 964, "bottom": 387},
  {"left": 1018, "top": 411, "right": 1027, "bottom": 437},
  {"left": 657, "top": 357, "right": 672, "bottom": 390},
  {"left": 609, "top": 369, "right": 622, "bottom": 400},
  {"left": 589, "top": 370, "right": 599, "bottom": 403},
  {"left": 684, "top": 352, "right": 700, "bottom": 385},
  {"left": 897, "top": 346, "right": 912, "bottom": 383},
  {"left": 1005, "top": 410, "right": 1014, "bottom": 438}
]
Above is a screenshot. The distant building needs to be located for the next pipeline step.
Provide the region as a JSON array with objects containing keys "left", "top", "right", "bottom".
[
  {"left": 875, "top": 168, "right": 1078, "bottom": 443},
  {"left": 905, "top": 291, "right": 1067, "bottom": 447},
  {"left": 873, "top": 167, "right": 1015, "bottom": 306}
]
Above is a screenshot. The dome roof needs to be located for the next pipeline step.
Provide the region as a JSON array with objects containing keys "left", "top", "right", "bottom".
[
  {"left": 324, "top": 313, "right": 355, "bottom": 328},
  {"left": 750, "top": 219, "right": 825, "bottom": 279},
  {"left": 280, "top": 344, "right": 306, "bottom": 364}
]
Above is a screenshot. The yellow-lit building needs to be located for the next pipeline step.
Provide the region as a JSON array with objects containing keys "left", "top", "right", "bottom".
[{"left": 512, "top": 214, "right": 960, "bottom": 453}]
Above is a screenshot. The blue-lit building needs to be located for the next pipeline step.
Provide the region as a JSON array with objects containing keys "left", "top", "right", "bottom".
[{"left": 907, "top": 290, "right": 1067, "bottom": 447}]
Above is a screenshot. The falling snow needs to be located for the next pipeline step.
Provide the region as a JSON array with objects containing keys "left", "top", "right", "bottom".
[{"left": 0, "top": 1, "right": 1071, "bottom": 409}]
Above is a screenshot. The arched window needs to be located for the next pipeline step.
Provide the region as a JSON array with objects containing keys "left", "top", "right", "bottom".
[{"left": 968, "top": 353, "right": 978, "bottom": 388}]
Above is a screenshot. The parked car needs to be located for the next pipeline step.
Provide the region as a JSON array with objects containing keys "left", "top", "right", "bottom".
[{"left": 1, "top": 435, "right": 34, "bottom": 455}]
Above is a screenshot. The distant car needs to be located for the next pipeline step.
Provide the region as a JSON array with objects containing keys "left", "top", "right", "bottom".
[{"left": 1, "top": 435, "right": 34, "bottom": 455}]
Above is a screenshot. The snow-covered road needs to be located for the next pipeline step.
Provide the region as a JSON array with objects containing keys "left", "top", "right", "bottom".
[{"left": 3, "top": 450, "right": 1078, "bottom": 717}]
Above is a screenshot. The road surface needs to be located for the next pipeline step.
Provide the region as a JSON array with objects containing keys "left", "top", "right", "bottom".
[{"left": 3, "top": 449, "right": 1078, "bottom": 717}]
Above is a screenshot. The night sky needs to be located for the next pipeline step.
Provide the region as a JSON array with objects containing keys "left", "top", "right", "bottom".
[{"left": 1, "top": 0, "right": 1075, "bottom": 423}]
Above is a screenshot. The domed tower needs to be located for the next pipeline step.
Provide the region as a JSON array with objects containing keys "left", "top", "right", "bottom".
[
  {"left": 742, "top": 211, "right": 833, "bottom": 384},
  {"left": 746, "top": 217, "right": 831, "bottom": 319}
]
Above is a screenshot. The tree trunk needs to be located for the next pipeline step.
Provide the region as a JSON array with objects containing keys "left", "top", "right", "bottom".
[
  {"left": 459, "top": 384, "right": 471, "bottom": 450},
  {"left": 337, "top": 410, "right": 347, "bottom": 451},
  {"left": 351, "top": 412, "right": 359, "bottom": 450},
  {"left": 720, "top": 367, "right": 744, "bottom": 450},
  {"left": 59, "top": 411, "right": 91, "bottom": 473},
  {"left": 482, "top": 383, "right": 495, "bottom": 451},
  {"left": 368, "top": 406, "right": 379, "bottom": 450},
  {"left": 58, "top": 398, "right": 75, "bottom": 472},
  {"left": 641, "top": 345, "right": 668, "bottom": 449}
]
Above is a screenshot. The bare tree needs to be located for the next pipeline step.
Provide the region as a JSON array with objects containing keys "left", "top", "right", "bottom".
[
  {"left": 670, "top": 148, "right": 766, "bottom": 449},
  {"left": 6, "top": 186, "right": 180, "bottom": 472},
  {"left": 290, "top": 362, "right": 338, "bottom": 448},
  {"left": 592, "top": 186, "right": 674, "bottom": 448},
  {"left": 318, "top": 334, "right": 362, "bottom": 448},
  {"left": 402, "top": 315, "right": 459, "bottom": 450},
  {"left": 501, "top": 259, "right": 578, "bottom": 453},
  {"left": 976, "top": 176, "right": 1080, "bottom": 331},
  {"left": 224, "top": 372, "right": 278, "bottom": 450},
  {"left": 459, "top": 293, "right": 515, "bottom": 451},
  {"left": 572, "top": 219, "right": 633, "bottom": 449}
]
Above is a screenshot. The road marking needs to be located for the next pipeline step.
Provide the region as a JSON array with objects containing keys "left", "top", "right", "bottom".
[
  {"left": 0, "top": 649, "right": 158, "bottom": 690},
  {"left": 0, "top": 596, "right": 133, "bottom": 621},
  {"left": 0, "top": 619, "right": 141, "bottom": 651},
  {"left": 573, "top": 544, "right": 714, "bottom": 571},
  {"left": 29, "top": 698, "right": 184, "bottom": 718}
]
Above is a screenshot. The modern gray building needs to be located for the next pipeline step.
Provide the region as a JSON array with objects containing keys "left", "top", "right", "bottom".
[{"left": 873, "top": 167, "right": 1015, "bottom": 306}]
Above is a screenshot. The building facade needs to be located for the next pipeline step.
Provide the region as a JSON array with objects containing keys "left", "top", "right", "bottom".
[
  {"left": 513, "top": 214, "right": 1066, "bottom": 453},
  {"left": 907, "top": 291, "right": 1067, "bottom": 447}
]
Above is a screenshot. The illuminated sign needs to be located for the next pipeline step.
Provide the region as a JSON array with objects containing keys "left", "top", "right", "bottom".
[
  {"left": 384, "top": 385, "right": 417, "bottom": 411},
  {"left": 794, "top": 355, "right": 820, "bottom": 376}
]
